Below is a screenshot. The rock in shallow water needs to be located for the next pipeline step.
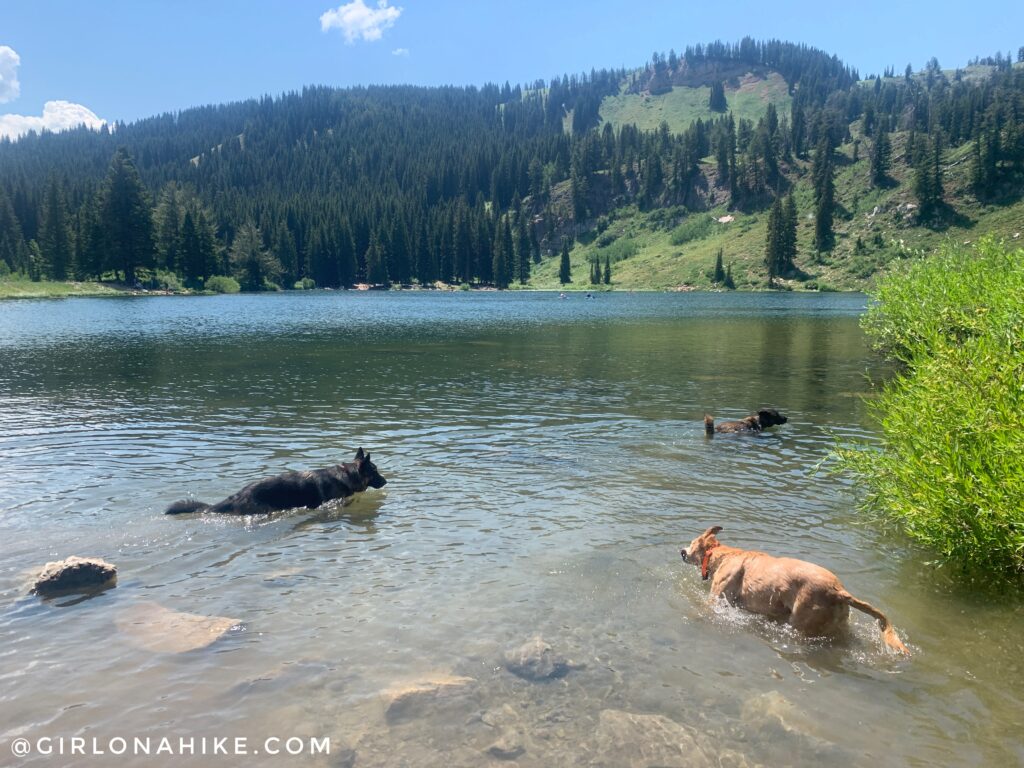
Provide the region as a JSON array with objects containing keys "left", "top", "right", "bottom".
[
  {"left": 504, "top": 637, "right": 581, "bottom": 681},
  {"left": 32, "top": 556, "right": 117, "bottom": 596},
  {"left": 589, "top": 709, "right": 711, "bottom": 768},
  {"left": 381, "top": 674, "right": 475, "bottom": 723},
  {"left": 115, "top": 602, "right": 241, "bottom": 653}
]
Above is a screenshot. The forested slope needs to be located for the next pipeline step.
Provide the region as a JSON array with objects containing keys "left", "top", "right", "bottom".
[{"left": 1, "top": 39, "right": 1021, "bottom": 291}]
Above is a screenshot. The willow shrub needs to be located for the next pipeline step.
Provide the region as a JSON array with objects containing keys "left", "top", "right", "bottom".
[{"left": 837, "top": 238, "right": 1024, "bottom": 577}]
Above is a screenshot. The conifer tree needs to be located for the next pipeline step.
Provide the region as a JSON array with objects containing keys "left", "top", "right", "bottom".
[
  {"left": 603, "top": 255, "right": 611, "bottom": 285},
  {"left": 713, "top": 248, "right": 726, "bottom": 283},
  {"left": 765, "top": 197, "right": 784, "bottom": 284},
  {"left": 724, "top": 263, "right": 735, "bottom": 289},
  {"left": 39, "top": 177, "right": 74, "bottom": 280},
  {"left": 709, "top": 81, "right": 727, "bottom": 112},
  {"left": 492, "top": 218, "right": 511, "bottom": 288},
  {"left": 914, "top": 132, "right": 944, "bottom": 219},
  {"left": 812, "top": 138, "right": 835, "bottom": 254},
  {"left": 154, "top": 185, "right": 182, "bottom": 273},
  {"left": 559, "top": 239, "right": 572, "bottom": 284},
  {"left": 514, "top": 215, "right": 531, "bottom": 284},
  {"left": 0, "top": 185, "right": 25, "bottom": 275},
  {"left": 230, "top": 222, "right": 281, "bottom": 291},
  {"left": 179, "top": 210, "right": 202, "bottom": 286},
  {"left": 97, "top": 148, "right": 154, "bottom": 285},
  {"left": 870, "top": 123, "right": 891, "bottom": 187},
  {"left": 365, "top": 231, "right": 389, "bottom": 286},
  {"left": 782, "top": 193, "right": 798, "bottom": 270}
]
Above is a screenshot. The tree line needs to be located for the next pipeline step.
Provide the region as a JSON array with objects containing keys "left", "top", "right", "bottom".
[{"left": 1, "top": 38, "right": 1021, "bottom": 289}]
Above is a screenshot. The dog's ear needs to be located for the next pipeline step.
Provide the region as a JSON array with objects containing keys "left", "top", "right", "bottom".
[
  {"left": 362, "top": 452, "right": 372, "bottom": 464},
  {"left": 703, "top": 525, "right": 723, "bottom": 538},
  {"left": 354, "top": 447, "right": 365, "bottom": 461}
]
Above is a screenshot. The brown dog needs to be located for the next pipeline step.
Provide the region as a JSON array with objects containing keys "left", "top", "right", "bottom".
[
  {"left": 704, "top": 409, "right": 787, "bottom": 435},
  {"left": 681, "top": 526, "right": 909, "bottom": 655}
]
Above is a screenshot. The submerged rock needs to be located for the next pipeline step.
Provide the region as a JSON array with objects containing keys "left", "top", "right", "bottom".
[
  {"left": 115, "top": 602, "right": 240, "bottom": 653},
  {"left": 740, "top": 691, "right": 847, "bottom": 764},
  {"left": 32, "top": 556, "right": 117, "bottom": 596},
  {"left": 589, "top": 709, "right": 710, "bottom": 768},
  {"left": 504, "top": 637, "right": 581, "bottom": 681},
  {"left": 486, "top": 735, "right": 525, "bottom": 761},
  {"left": 381, "top": 674, "right": 475, "bottom": 723}
]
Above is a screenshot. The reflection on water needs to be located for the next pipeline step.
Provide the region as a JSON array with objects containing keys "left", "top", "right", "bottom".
[{"left": 0, "top": 291, "right": 1021, "bottom": 767}]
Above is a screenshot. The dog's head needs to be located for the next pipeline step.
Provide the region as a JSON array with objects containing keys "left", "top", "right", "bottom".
[
  {"left": 354, "top": 448, "right": 387, "bottom": 489},
  {"left": 756, "top": 409, "right": 788, "bottom": 429},
  {"left": 680, "top": 526, "right": 723, "bottom": 566}
]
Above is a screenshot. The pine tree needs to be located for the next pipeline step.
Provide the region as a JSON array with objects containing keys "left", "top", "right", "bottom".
[
  {"left": 603, "top": 255, "right": 611, "bottom": 285},
  {"left": 713, "top": 248, "right": 726, "bottom": 283},
  {"left": 230, "top": 222, "right": 281, "bottom": 291},
  {"left": 812, "top": 138, "right": 835, "bottom": 254},
  {"left": 765, "top": 197, "right": 783, "bottom": 284},
  {"left": 914, "top": 132, "right": 944, "bottom": 219},
  {"left": 709, "top": 81, "right": 727, "bottom": 112},
  {"left": 782, "top": 193, "right": 798, "bottom": 271},
  {"left": 492, "top": 218, "right": 511, "bottom": 288},
  {"left": 154, "top": 185, "right": 182, "bottom": 273},
  {"left": 870, "top": 124, "right": 891, "bottom": 187},
  {"left": 559, "top": 239, "right": 572, "bottom": 284},
  {"left": 514, "top": 215, "right": 531, "bottom": 284},
  {"left": 365, "top": 231, "right": 389, "bottom": 286},
  {"left": 195, "top": 211, "right": 220, "bottom": 280},
  {"left": 97, "top": 148, "right": 154, "bottom": 285},
  {"left": 0, "top": 185, "right": 25, "bottom": 275},
  {"left": 723, "top": 263, "right": 735, "bottom": 289},
  {"left": 77, "top": 198, "right": 106, "bottom": 280},
  {"left": 179, "top": 210, "right": 202, "bottom": 287},
  {"left": 40, "top": 177, "right": 74, "bottom": 280}
]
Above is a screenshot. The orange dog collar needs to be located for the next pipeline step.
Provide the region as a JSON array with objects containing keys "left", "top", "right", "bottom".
[{"left": 701, "top": 541, "right": 721, "bottom": 580}]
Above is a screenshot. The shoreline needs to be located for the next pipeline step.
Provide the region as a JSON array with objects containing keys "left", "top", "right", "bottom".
[{"left": 0, "top": 280, "right": 854, "bottom": 301}]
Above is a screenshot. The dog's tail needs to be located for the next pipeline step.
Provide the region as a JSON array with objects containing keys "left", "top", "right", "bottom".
[
  {"left": 165, "top": 499, "right": 210, "bottom": 515},
  {"left": 840, "top": 591, "right": 910, "bottom": 655},
  {"left": 704, "top": 414, "right": 715, "bottom": 435}
]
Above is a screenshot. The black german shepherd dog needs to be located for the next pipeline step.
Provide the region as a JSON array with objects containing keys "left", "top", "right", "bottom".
[{"left": 165, "top": 448, "right": 387, "bottom": 515}]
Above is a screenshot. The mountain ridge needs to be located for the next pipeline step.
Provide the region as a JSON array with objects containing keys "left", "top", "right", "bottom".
[{"left": 0, "top": 38, "right": 1021, "bottom": 292}]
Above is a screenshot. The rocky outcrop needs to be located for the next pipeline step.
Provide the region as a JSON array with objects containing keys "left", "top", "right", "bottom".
[
  {"left": 115, "top": 602, "right": 240, "bottom": 653},
  {"left": 504, "top": 637, "right": 582, "bottom": 681},
  {"left": 32, "top": 556, "right": 117, "bottom": 596}
]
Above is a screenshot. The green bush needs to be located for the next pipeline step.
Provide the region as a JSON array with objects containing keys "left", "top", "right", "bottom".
[
  {"left": 669, "top": 213, "right": 714, "bottom": 246},
  {"left": 205, "top": 275, "right": 241, "bottom": 294},
  {"left": 837, "top": 238, "right": 1024, "bottom": 578},
  {"left": 293, "top": 277, "right": 316, "bottom": 290},
  {"left": 597, "top": 237, "right": 638, "bottom": 263},
  {"left": 145, "top": 270, "right": 184, "bottom": 292}
]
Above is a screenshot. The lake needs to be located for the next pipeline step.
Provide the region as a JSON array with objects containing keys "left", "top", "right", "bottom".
[{"left": 1, "top": 291, "right": 1021, "bottom": 767}]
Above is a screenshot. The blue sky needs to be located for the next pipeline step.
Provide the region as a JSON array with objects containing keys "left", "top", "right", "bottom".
[{"left": 1, "top": 0, "right": 1022, "bottom": 134}]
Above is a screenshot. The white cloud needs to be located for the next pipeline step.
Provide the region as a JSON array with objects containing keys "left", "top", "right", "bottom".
[
  {"left": 0, "top": 100, "right": 106, "bottom": 141},
  {"left": 0, "top": 46, "right": 21, "bottom": 103},
  {"left": 320, "top": 1, "right": 402, "bottom": 44},
  {"left": 392, "top": 47, "right": 409, "bottom": 57}
]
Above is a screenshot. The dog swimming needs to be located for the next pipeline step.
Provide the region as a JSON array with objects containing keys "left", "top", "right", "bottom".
[
  {"left": 681, "top": 526, "right": 909, "bottom": 654},
  {"left": 165, "top": 448, "right": 386, "bottom": 515},
  {"left": 704, "top": 408, "right": 787, "bottom": 434}
]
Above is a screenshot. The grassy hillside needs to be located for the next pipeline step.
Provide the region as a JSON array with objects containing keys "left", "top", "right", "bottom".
[
  {"left": 599, "top": 72, "right": 791, "bottom": 133},
  {"left": 528, "top": 128, "right": 1024, "bottom": 291}
]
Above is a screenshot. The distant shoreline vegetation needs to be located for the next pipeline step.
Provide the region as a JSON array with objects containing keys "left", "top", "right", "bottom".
[{"left": 0, "top": 274, "right": 853, "bottom": 300}]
